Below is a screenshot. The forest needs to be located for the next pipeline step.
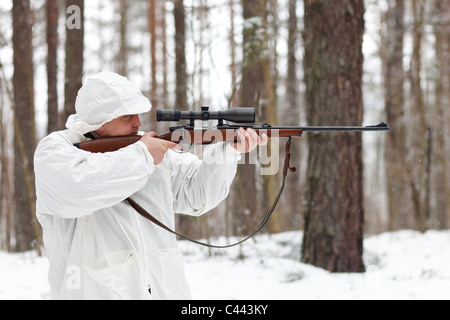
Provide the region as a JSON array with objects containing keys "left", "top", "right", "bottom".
[{"left": 0, "top": 0, "right": 448, "bottom": 273}]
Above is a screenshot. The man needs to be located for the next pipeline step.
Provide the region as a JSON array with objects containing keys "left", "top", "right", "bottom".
[{"left": 34, "top": 72, "right": 267, "bottom": 300}]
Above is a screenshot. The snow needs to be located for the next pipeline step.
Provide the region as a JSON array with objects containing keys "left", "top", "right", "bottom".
[{"left": 1, "top": 229, "right": 450, "bottom": 300}]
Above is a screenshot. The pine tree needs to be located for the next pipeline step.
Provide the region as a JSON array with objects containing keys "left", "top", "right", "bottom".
[
  {"left": 301, "top": 0, "right": 365, "bottom": 272},
  {"left": 12, "top": 0, "right": 40, "bottom": 252}
]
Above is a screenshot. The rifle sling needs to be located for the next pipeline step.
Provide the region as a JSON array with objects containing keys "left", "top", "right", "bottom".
[{"left": 126, "top": 138, "right": 295, "bottom": 249}]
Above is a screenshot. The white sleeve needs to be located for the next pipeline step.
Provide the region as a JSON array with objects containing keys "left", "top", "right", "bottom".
[
  {"left": 168, "top": 143, "right": 240, "bottom": 217},
  {"left": 34, "top": 133, "right": 155, "bottom": 219}
]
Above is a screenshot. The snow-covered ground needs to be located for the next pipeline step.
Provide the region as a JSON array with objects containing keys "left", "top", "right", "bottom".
[{"left": 1, "top": 230, "right": 449, "bottom": 300}]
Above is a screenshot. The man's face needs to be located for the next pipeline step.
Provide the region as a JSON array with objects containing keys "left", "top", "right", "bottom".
[{"left": 96, "top": 114, "right": 142, "bottom": 137}]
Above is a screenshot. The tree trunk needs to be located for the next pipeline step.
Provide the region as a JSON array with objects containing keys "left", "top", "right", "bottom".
[
  {"left": 408, "top": 0, "right": 428, "bottom": 232},
  {"left": 46, "top": 0, "right": 59, "bottom": 133},
  {"left": 64, "top": 0, "right": 84, "bottom": 124},
  {"left": 228, "top": 0, "right": 239, "bottom": 108},
  {"left": 260, "top": 1, "right": 281, "bottom": 234},
  {"left": 174, "top": 0, "right": 187, "bottom": 109},
  {"left": 173, "top": 0, "right": 193, "bottom": 238},
  {"left": 433, "top": 0, "right": 449, "bottom": 229},
  {"left": 147, "top": 0, "right": 159, "bottom": 129},
  {"left": 148, "top": 0, "right": 157, "bottom": 103},
  {"left": 118, "top": 0, "right": 128, "bottom": 77},
  {"left": 232, "top": 0, "right": 267, "bottom": 236},
  {"left": 161, "top": 1, "right": 169, "bottom": 109},
  {"left": 301, "top": 0, "right": 365, "bottom": 273},
  {"left": 0, "top": 69, "right": 13, "bottom": 252},
  {"left": 12, "top": 0, "right": 39, "bottom": 252},
  {"left": 287, "top": 0, "right": 298, "bottom": 115},
  {"left": 381, "top": 0, "right": 408, "bottom": 231},
  {"left": 285, "top": 0, "right": 303, "bottom": 230}
]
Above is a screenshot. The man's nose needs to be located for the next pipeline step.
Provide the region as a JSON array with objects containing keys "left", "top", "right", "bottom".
[{"left": 132, "top": 114, "right": 141, "bottom": 127}]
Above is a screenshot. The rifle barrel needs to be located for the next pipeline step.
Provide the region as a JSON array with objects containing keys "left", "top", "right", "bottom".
[
  {"left": 298, "top": 122, "right": 390, "bottom": 132},
  {"left": 229, "top": 122, "right": 390, "bottom": 132}
]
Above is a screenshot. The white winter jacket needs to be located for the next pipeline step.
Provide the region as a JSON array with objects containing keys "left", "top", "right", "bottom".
[{"left": 34, "top": 130, "right": 240, "bottom": 300}]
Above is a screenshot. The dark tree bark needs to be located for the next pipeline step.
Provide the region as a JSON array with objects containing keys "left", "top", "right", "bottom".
[
  {"left": 46, "top": 0, "right": 59, "bottom": 133},
  {"left": 301, "top": 0, "right": 365, "bottom": 273},
  {"left": 64, "top": 0, "right": 84, "bottom": 124},
  {"left": 118, "top": 0, "right": 128, "bottom": 77},
  {"left": 174, "top": 0, "right": 187, "bottom": 109},
  {"left": 12, "top": 0, "right": 39, "bottom": 252}
]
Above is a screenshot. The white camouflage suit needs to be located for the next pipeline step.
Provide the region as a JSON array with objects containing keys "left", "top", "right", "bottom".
[{"left": 34, "top": 72, "right": 240, "bottom": 300}]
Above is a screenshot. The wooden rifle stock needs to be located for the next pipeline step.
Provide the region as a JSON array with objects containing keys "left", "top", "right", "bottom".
[
  {"left": 74, "top": 135, "right": 142, "bottom": 153},
  {"left": 74, "top": 128, "right": 304, "bottom": 153}
]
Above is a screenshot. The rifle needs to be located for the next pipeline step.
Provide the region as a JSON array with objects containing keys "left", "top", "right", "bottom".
[
  {"left": 75, "top": 106, "right": 389, "bottom": 153},
  {"left": 74, "top": 106, "right": 389, "bottom": 249}
]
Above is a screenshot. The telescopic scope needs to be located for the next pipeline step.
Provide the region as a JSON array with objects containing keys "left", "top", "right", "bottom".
[{"left": 157, "top": 106, "right": 255, "bottom": 124}]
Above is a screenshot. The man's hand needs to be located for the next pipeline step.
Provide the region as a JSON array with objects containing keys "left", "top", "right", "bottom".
[
  {"left": 140, "top": 132, "right": 182, "bottom": 165},
  {"left": 232, "top": 128, "right": 268, "bottom": 153}
]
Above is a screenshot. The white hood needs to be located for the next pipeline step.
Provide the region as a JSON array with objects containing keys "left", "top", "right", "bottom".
[{"left": 66, "top": 72, "right": 151, "bottom": 141}]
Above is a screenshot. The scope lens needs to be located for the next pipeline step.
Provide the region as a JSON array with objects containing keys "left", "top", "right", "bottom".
[{"left": 157, "top": 109, "right": 181, "bottom": 121}]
